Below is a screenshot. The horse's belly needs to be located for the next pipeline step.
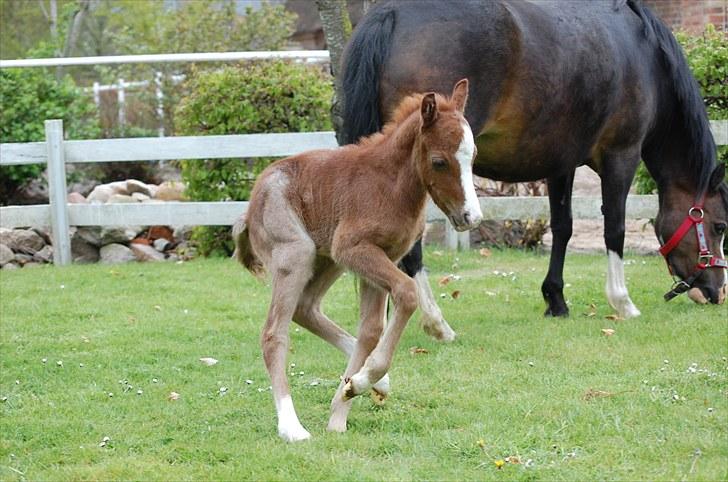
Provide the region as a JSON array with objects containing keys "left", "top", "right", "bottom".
[{"left": 473, "top": 135, "right": 575, "bottom": 182}]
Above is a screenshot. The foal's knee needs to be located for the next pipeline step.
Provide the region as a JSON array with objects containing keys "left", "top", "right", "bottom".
[{"left": 392, "top": 278, "right": 418, "bottom": 315}]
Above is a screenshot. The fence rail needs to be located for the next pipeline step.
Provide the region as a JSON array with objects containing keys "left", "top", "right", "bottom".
[{"left": 0, "top": 119, "right": 726, "bottom": 264}]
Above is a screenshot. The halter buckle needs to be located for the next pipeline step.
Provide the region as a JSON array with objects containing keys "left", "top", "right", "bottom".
[
  {"left": 671, "top": 279, "right": 691, "bottom": 294},
  {"left": 688, "top": 207, "right": 704, "bottom": 220},
  {"left": 698, "top": 253, "right": 713, "bottom": 265}
]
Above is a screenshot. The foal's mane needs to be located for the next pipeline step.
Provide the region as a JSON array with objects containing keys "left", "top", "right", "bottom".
[
  {"left": 626, "top": 0, "right": 717, "bottom": 192},
  {"left": 356, "top": 92, "right": 452, "bottom": 149}
]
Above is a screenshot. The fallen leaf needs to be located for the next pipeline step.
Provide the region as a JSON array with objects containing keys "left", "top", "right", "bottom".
[
  {"left": 199, "top": 357, "right": 219, "bottom": 366},
  {"left": 168, "top": 391, "right": 180, "bottom": 401},
  {"left": 505, "top": 456, "right": 521, "bottom": 464},
  {"left": 479, "top": 248, "right": 492, "bottom": 257},
  {"left": 604, "top": 314, "right": 624, "bottom": 321},
  {"left": 409, "top": 347, "right": 429, "bottom": 355},
  {"left": 584, "top": 303, "right": 597, "bottom": 317},
  {"left": 601, "top": 328, "right": 616, "bottom": 337},
  {"left": 154, "top": 305, "right": 162, "bottom": 311},
  {"left": 451, "top": 290, "right": 461, "bottom": 299},
  {"left": 438, "top": 275, "right": 454, "bottom": 286}
]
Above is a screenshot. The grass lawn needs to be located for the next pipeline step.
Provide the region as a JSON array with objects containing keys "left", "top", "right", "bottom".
[{"left": 1, "top": 248, "right": 726, "bottom": 481}]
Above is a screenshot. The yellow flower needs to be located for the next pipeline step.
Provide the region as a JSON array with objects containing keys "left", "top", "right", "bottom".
[
  {"left": 477, "top": 439, "right": 486, "bottom": 448},
  {"left": 494, "top": 459, "right": 505, "bottom": 469}
]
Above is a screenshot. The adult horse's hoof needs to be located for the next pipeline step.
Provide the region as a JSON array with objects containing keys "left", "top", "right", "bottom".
[{"left": 544, "top": 305, "right": 569, "bottom": 317}]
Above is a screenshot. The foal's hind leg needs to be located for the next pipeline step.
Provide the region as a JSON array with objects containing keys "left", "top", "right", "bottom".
[
  {"left": 293, "top": 257, "right": 391, "bottom": 400},
  {"left": 400, "top": 240, "right": 456, "bottom": 341},
  {"left": 541, "top": 172, "right": 575, "bottom": 316},
  {"left": 262, "top": 242, "right": 316, "bottom": 442}
]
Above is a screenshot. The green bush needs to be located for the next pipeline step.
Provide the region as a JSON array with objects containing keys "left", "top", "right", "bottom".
[
  {"left": 0, "top": 68, "right": 99, "bottom": 204},
  {"left": 175, "top": 61, "right": 333, "bottom": 256},
  {"left": 635, "top": 24, "right": 728, "bottom": 194}
]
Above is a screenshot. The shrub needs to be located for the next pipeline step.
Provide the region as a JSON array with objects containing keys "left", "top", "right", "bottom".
[
  {"left": 635, "top": 24, "right": 728, "bottom": 194},
  {"left": 0, "top": 68, "right": 99, "bottom": 205},
  {"left": 175, "top": 61, "right": 333, "bottom": 256}
]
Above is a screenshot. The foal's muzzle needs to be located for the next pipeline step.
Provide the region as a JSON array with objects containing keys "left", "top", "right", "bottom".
[{"left": 449, "top": 210, "right": 483, "bottom": 232}]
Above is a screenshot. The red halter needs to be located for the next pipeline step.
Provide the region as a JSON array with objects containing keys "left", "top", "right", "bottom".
[{"left": 659, "top": 199, "right": 728, "bottom": 301}]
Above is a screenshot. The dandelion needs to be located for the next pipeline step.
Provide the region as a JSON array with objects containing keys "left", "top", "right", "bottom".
[{"left": 494, "top": 459, "right": 505, "bottom": 469}]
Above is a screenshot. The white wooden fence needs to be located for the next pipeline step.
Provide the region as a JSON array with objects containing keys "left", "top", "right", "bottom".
[{"left": 1, "top": 119, "right": 726, "bottom": 265}]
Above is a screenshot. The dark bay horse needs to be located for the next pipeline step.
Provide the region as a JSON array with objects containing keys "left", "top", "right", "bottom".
[
  {"left": 340, "top": 0, "right": 727, "bottom": 328},
  {"left": 234, "top": 81, "right": 480, "bottom": 441}
]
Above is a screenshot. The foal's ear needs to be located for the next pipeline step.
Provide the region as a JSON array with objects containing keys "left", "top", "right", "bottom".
[
  {"left": 451, "top": 78, "right": 469, "bottom": 113},
  {"left": 709, "top": 163, "right": 725, "bottom": 192},
  {"left": 421, "top": 93, "right": 438, "bottom": 127}
]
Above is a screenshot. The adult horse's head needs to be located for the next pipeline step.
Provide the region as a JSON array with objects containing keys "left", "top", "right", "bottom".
[
  {"left": 416, "top": 79, "right": 482, "bottom": 232},
  {"left": 656, "top": 164, "right": 728, "bottom": 304}
]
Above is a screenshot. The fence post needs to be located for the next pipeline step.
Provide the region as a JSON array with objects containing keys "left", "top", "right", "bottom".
[
  {"left": 117, "top": 78, "right": 126, "bottom": 127},
  {"left": 444, "top": 222, "right": 471, "bottom": 251},
  {"left": 45, "top": 119, "right": 71, "bottom": 266}
]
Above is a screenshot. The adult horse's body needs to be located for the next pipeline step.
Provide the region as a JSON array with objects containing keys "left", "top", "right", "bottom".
[{"left": 341, "top": 0, "right": 727, "bottom": 326}]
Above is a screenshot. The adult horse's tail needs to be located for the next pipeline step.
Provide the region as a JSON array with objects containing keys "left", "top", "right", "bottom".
[
  {"left": 340, "top": 4, "right": 396, "bottom": 144},
  {"left": 232, "top": 216, "right": 265, "bottom": 279}
]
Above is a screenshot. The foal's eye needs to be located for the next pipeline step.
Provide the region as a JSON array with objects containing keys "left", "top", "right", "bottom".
[
  {"left": 715, "top": 222, "right": 727, "bottom": 235},
  {"left": 432, "top": 158, "right": 448, "bottom": 171}
]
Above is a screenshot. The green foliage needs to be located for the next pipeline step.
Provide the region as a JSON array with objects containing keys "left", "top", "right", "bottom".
[
  {"left": 0, "top": 68, "right": 99, "bottom": 204},
  {"left": 175, "top": 61, "right": 333, "bottom": 256},
  {"left": 635, "top": 24, "right": 728, "bottom": 194}
]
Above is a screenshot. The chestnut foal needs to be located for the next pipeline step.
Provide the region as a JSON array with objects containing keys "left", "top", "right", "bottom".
[{"left": 233, "top": 79, "right": 482, "bottom": 442}]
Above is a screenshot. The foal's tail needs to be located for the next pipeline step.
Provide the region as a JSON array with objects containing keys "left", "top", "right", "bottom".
[
  {"left": 232, "top": 216, "right": 265, "bottom": 279},
  {"left": 340, "top": 3, "right": 396, "bottom": 144}
]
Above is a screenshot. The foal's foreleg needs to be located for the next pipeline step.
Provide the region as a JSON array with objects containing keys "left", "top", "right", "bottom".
[
  {"left": 541, "top": 172, "right": 575, "bottom": 316},
  {"left": 601, "top": 151, "right": 641, "bottom": 318},
  {"left": 400, "top": 240, "right": 456, "bottom": 341},
  {"left": 328, "top": 279, "right": 388, "bottom": 432}
]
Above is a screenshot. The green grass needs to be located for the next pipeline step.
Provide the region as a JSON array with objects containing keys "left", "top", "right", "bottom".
[{"left": 1, "top": 248, "right": 727, "bottom": 481}]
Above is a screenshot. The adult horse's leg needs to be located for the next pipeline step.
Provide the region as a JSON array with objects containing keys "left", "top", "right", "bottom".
[
  {"left": 600, "top": 152, "right": 641, "bottom": 318},
  {"left": 542, "top": 172, "right": 575, "bottom": 316},
  {"left": 328, "top": 278, "right": 388, "bottom": 432},
  {"left": 261, "top": 241, "right": 316, "bottom": 443},
  {"left": 294, "top": 257, "right": 391, "bottom": 400},
  {"left": 399, "top": 240, "right": 456, "bottom": 341}
]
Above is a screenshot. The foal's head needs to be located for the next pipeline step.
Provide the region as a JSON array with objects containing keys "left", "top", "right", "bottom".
[{"left": 415, "top": 79, "right": 483, "bottom": 231}]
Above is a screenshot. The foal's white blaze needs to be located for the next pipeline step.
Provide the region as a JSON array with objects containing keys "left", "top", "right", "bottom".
[
  {"left": 720, "top": 234, "right": 727, "bottom": 303},
  {"left": 455, "top": 120, "right": 483, "bottom": 227},
  {"left": 275, "top": 395, "right": 311, "bottom": 442},
  {"left": 606, "top": 250, "right": 641, "bottom": 318}
]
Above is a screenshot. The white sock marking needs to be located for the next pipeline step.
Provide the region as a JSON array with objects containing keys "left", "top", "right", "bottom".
[
  {"left": 275, "top": 395, "right": 310, "bottom": 442},
  {"left": 414, "top": 270, "right": 455, "bottom": 341},
  {"left": 606, "top": 250, "right": 641, "bottom": 318}
]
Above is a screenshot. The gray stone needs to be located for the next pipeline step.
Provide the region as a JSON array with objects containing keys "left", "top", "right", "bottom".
[
  {"left": 155, "top": 181, "right": 186, "bottom": 201},
  {"left": 71, "top": 233, "right": 100, "bottom": 264},
  {"left": 172, "top": 226, "right": 193, "bottom": 242},
  {"left": 131, "top": 192, "right": 150, "bottom": 202},
  {"left": 87, "top": 185, "right": 114, "bottom": 204},
  {"left": 0, "top": 228, "right": 11, "bottom": 246},
  {"left": 75, "top": 227, "right": 102, "bottom": 247},
  {"left": 0, "top": 243, "right": 14, "bottom": 266},
  {"left": 14, "top": 253, "right": 33, "bottom": 265},
  {"left": 108, "top": 181, "right": 130, "bottom": 195},
  {"left": 67, "top": 192, "right": 87, "bottom": 204},
  {"left": 6, "top": 229, "right": 45, "bottom": 253},
  {"left": 100, "top": 243, "right": 136, "bottom": 264},
  {"left": 100, "top": 226, "right": 142, "bottom": 245},
  {"left": 33, "top": 245, "right": 53, "bottom": 263},
  {"left": 131, "top": 243, "right": 166, "bottom": 262},
  {"left": 31, "top": 227, "right": 52, "bottom": 245},
  {"left": 153, "top": 238, "right": 171, "bottom": 252},
  {"left": 126, "top": 179, "right": 154, "bottom": 197},
  {"left": 1, "top": 262, "right": 20, "bottom": 270},
  {"left": 108, "top": 194, "right": 137, "bottom": 204}
]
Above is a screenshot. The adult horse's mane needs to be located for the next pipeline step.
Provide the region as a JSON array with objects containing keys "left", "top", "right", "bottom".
[{"left": 626, "top": 0, "right": 717, "bottom": 192}]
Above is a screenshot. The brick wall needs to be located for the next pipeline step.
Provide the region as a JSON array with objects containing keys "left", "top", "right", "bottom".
[{"left": 644, "top": 0, "right": 727, "bottom": 32}]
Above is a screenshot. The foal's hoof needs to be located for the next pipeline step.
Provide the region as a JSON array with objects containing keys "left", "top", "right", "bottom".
[
  {"left": 370, "top": 373, "right": 390, "bottom": 405},
  {"left": 370, "top": 388, "right": 387, "bottom": 406},
  {"left": 278, "top": 424, "right": 311, "bottom": 443},
  {"left": 342, "top": 378, "right": 357, "bottom": 401}
]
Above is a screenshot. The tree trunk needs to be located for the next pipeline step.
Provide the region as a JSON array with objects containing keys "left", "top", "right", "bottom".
[{"left": 315, "top": 0, "right": 352, "bottom": 145}]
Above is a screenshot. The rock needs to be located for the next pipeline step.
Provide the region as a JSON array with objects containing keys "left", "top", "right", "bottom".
[
  {"left": 100, "top": 226, "right": 142, "bottom": 245},
  {"left": 0, "top": 243, "right": 14, "bottom": 266},
  {"left": 15, "top": 178, "right": 48, "bottom": 204},
  {"left": 87, "top": 185, "right": 114, "bottom": 204},
  {"left": 155, "top": 181, "right": 186, "bottom": 201},
  {"left": 31, "top": 227, "right": 52, "bottom": 245},
  {"left": 131, "top": 243, "right": 165, "bottom": 262},
  {"left": 173, "top": 226, "right": 193, "bottom": 242},
  {"left": 1, "top": 262, "right": 20, "bottom": 270},
  {"left": 130, "top": 237, "right": 152, "bottom": 246},
  {"left": 71, "top": 233, "right": 100, "bottom": 264},
  {"left": 32, "top": 245, "right": 53, "bottom": 263},
  {"left": 5, "top": 229, "right": 45, "bottom": 253},
  {"left": 67, "top": 192, "right": 87, "bottom": 204},
  {"left": 75, "top": 227, "right": 102, "bottom": 247},
  {"left": 126, "top": 179, "right": 154, "bottom": 197},
  {"left": 108, "top": 194, "right": 137, "bottom": 204},
  {"left": 108, "top": 181, "right": 130, "bottom": 196},
  {"left": 153, "top": 238, "right": 171, "bottom": 252},
  {"left": 14, "top": 253, "right": 33, "bottom": 265},
  {"left": 148, "top": 226, "right": 174, "bottom": 242},
  {"left": 0, "top": 228, "right": 11, "bottom": 245},
  {"left": 100, "top": 243, "right": 136, "bottom": 264},
  {"left": 131, "top": 192, "right": 150, "bottom": 202}
]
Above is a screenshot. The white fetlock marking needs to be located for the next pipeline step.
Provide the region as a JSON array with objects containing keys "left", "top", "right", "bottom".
[
  {"left": 606, "top": 250, "right": 641, "bottom": 318},
  {"left": 349, "top": 371, "right": 372, "bottom": 396},
  {"left": 275, "top": 395, "right": 310, "bottom": 442},
  {"left": 415, "top": 271, "right": 456, "bottom": 342},
  {"left": 372, "top": 373, "right": 390, "bottom": 396}
]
